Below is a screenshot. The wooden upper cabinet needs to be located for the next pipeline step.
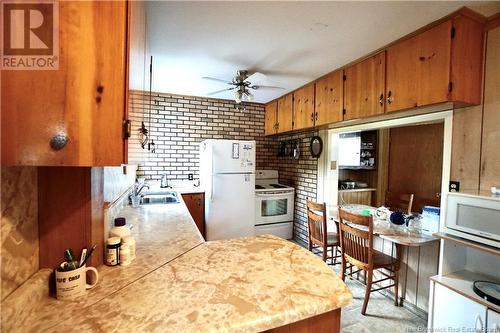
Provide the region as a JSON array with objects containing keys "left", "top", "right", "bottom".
[
  {"left": 264, "top": 102, "right": 278, "bottom": 136},
  {"left": 293, "top": 84, "right": 315, "bottom": 130},
  {"left": 386, "top": 16, "right": 484, "bottom": 112},
  {"left": 315, "top": 70, "right": 343, "bottom": 126},
  {"left": 1, "top": 1, "right": 129, "bottom": 166},
  {"left": 449, "top": 15, "right": 484, "bottom": 105},
  {"left": 344, "top": 52, "right": 386, "bottom": 121},
  {"left": 277, "top": 94, "right": 294, "bottom": 133}
]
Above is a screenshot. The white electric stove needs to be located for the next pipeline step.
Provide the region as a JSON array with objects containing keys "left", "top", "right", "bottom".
[{"left": 254, "top": 170, "right": 295, "bottom": 239}]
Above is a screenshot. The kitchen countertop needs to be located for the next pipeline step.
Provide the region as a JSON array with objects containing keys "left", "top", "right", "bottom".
[
  {"left": 50, "top": 235, "right": 352, "bottom": 332},
  {"left": 2, "top": 199, "right": 351, "bottom": 332},
  {"left": 1, "top": 202, "right": 204, "bottom": 332}
]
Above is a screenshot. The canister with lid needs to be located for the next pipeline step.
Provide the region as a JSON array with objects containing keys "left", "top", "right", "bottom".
[{"left": 106, "top": 237, "right": 121, "bottom": 266}]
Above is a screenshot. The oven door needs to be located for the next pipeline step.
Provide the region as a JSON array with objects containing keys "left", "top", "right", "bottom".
[{"left": 255, "top": 190, "right": 294, "bottom": 226}]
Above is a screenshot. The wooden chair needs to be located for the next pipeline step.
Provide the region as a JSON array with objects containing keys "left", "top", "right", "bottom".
[
  {"left": 306, "top": 198, "right": 341, "bottom": 265},
  {"left": 385, "top": 191, "right": 414, "bottom": 215},
  {"left": 338, "top": 208, "right": 400, "bottom": 315}
]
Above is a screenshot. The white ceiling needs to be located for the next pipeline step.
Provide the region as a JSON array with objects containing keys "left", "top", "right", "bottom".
[{"left": 147, "top": 1, "right": 500, "bottom": 104}]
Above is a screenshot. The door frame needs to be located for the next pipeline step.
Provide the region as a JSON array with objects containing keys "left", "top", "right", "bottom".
[{"left": 317, "top": 110, "right": 453, "bottom": 225}]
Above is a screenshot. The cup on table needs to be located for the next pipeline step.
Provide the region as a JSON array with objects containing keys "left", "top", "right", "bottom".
[{"left": 55, "top": 264, "right": 99, "bottom": 301}]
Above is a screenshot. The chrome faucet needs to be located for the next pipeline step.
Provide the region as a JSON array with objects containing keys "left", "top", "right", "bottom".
[
  {"left": 160, "top": 174, "right": 171, "bottom": 188},
  {"left": 130, "top": 180, "right": 150, "bottom": 207},
  {"left": 133, "top": 181, "right": 150, "bottom": 196}
]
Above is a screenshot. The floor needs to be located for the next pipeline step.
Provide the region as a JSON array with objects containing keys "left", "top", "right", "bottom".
[
  {"left": 296, "top": 241, "right": 427, "bottom": 332},
  {"left": 336, "top": 267, "right": 428, "bottom": 332}
]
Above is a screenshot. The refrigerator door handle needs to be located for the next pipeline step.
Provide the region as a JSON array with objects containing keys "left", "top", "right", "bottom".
[{"left": 210, "top": 152, "right": 214, "bottom": 202}]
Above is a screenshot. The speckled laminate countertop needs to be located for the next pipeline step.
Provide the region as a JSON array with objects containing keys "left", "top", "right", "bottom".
[
  {"left": 2, "top": 200, "right": 351, "bottom": 333},
  {"left": 1, "top": 201, "right": 204, "bottom": 333},
  {"left": 50, "top": 235, "right": 352, "bottom": 333}
]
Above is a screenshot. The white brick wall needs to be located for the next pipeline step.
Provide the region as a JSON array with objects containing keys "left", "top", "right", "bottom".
[
  {"left": 128, "top": 90, "right": 317, "bottom": 244},
  {"left": 128, "top": 90, "right": 274, "bottom": 180}
]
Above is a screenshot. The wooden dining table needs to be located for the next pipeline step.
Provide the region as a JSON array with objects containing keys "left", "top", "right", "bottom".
[{"left": 327, "top": 204, "right": 439, "bottom": 307}]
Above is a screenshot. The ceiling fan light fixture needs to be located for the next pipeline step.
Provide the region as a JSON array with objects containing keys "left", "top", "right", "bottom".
[
  {"left": 234, "top": 90, "right": 242, "bottom": 104},
  {"left": 243, "top": 90, "right": 253, "bottom": 102}
]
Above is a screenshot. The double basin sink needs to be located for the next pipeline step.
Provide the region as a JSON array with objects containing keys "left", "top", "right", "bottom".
[{"left": 138, "top": 191, "right": 180, "bottom": 205}]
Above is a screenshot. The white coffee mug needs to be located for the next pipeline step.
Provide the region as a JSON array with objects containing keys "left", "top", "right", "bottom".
[{"left": 55, "top": 264, "right": 99, "bottom": 301}]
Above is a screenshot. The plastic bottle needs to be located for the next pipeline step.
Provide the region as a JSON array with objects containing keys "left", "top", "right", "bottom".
[
  {"left": 110, "top": 217, "right": 131, "bottom": 239},
  {"left": 122, "top": 236, "right": 136, "bottom": 260}
]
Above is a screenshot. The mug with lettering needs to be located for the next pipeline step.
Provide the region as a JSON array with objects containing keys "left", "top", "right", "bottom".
[{"left": 55, "top": 265, "right": 99, "bottom": 301}]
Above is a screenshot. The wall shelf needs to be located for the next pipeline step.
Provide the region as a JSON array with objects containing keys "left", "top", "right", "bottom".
[
  {"left": 430, "top": 270, "right": 500, "bottom": 313},
  {"left": 433, "top": 232, "right": 500, "bottom": 257}
]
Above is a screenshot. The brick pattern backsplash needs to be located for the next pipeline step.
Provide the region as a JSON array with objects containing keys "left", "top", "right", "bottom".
[
  {"left": 128, "top": 90, "right": 273, "bottom": 179},
  {"left": 128, "top": 90, "right": 317, "bottom": 244}
]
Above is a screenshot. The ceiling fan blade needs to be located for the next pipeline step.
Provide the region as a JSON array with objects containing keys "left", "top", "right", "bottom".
[
  {"left": 251, "top": 85, "right": 285, "bottom": 90},
  {"left": 246, "top": 72, "right": 266, "bottom": 84},
  {"left": 207, "top": 87, "right": 235, "bottom": 95},
  {"left": 202, "top": 76, "right": 232, "bottom": 84}
]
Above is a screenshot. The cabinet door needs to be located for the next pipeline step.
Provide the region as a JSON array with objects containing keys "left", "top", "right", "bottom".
[
  {"left": 277, "top": 94, "right": 293, "bottom": 133},
  {"left": 293, "top": 84, "right": 315, "bottom": 130},
  {"left": 386, "top": 20, "right": 451, "bottom": 112},
  {"left": 417, "top": 20, "right": 452, "bottom": 106},
  {"left": 432, "top": 283, "right": 487, "bottom": 331},
  {"left": 386, "top": 35, "right": 419, "bottom": 112},
  {"left": 315, "top": 70, "right": 343, "bottom": 126},
  {"left": 182, "top": 193, "right": 205, "bottom": 238},
  {"left": 1, "top": 1, "right": 128, "bottom": 166},
  {"left": 264, "top": 102, "right": 277, "bottom": 136},
  {"left": 344, "top": 52, "right": 385, "bottom": 120},
  {"left": 479, "top": 26, "right": 500, "bottom": 192}
]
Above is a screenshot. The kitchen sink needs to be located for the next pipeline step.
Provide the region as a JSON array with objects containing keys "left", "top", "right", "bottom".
[{"left": 139, "top": 191, "right": 180, "bottom": 205}]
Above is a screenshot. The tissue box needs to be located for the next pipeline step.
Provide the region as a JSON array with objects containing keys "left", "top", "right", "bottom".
[{"left": 421, "top": 206, "right": 440, "bottom": 234}]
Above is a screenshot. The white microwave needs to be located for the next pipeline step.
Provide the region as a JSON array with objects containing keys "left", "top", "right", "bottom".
[{"left": 445, "top": 193, "right": 500, "bottom": 248}]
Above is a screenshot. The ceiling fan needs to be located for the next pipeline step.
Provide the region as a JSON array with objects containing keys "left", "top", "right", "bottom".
[{"left": 203, "top": 70, "right": 285, "bottom": 103}]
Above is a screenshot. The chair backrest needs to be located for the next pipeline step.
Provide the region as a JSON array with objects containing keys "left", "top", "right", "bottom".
[
  {"left": 338, "top": 208, "right": 374, "bottom": 269},
  {"left": 306, "top": 198, "right": 327, "bottom": 246},
  {"left": 385, "top": 191, "right": 414, "bottom": 215}
]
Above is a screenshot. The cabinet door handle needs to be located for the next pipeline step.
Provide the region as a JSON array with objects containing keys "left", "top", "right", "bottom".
[
  {"left": 310, "top": 112, "right": 314, "bottom": 122},
  {"left": 315, "top": 112, "right": 318, "bottom": 121},
  {"left": 379, "top": 93, "right": 384, "bottom": 106},
  {"left": 387, "top": 90, "right": 394, "bottom": 104},
  {"left": 49, "top": 132, "right": 69, "bottom": 151}
]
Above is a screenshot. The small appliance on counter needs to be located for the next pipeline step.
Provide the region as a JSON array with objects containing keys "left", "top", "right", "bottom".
[{"left": 254, "top": 170, "right": 295, "bottom": 239}]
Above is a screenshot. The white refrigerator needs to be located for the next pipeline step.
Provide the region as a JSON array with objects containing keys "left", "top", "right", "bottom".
[{"left": 199, "top": 139, "right": 256, "bottom": 241}]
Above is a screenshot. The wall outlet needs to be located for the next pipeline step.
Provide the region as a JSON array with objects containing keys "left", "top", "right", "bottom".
[
  {"left": 188, "top": 173, "right": 194, "bottom": 181},
  {"left": 449, "top": 181, "right": 460, "bottom": 192}
]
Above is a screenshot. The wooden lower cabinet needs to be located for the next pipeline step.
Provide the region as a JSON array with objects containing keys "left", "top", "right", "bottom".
[
  {"left": 338, "top": 190, "right": 373, "bottom": 206},
  {"left": 264, "top": 309, "right": 341, "bottom": 333},
  {"left": 182, "top": 193, "right": 205, "bottom": 238}
]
